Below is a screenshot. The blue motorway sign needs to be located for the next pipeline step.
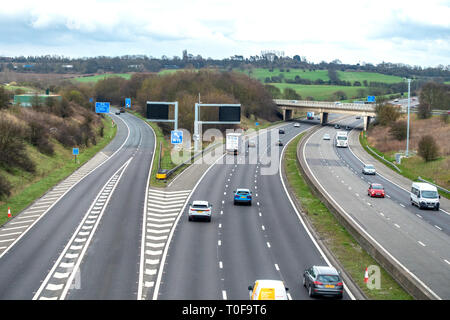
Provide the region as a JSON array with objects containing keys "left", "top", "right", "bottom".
[
  {"left": 171, "top": 130, "right": 183, "bottom": 144},
  {"left": 72, "top": 148, "right": 79, "bottom": 155},
  {"left": 125, "top": 98, "right": 131, "bottom": 108},
  {"left": 367, "top": 96, "right": 376, "bottom": 102},
  {"left": 95, "top": 102, "right": 110, "bottom": 113}
]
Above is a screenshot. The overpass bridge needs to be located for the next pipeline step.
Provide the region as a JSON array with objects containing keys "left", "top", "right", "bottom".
[{"left": 274, "top": 99, "right": 377, "bottom": 130}]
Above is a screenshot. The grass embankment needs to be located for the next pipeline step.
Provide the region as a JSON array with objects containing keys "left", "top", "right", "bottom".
[
  {"left": 0, "top": 117, "right": 117, "bottom": 226},
  {"left": 272, "top": 83, "right": 364, "bottom": 101},
  {"left": 284, "top": 133, "right": 412, "bottom": 300}
]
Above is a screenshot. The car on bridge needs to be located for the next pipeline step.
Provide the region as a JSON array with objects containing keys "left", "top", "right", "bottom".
[
  {"left": 303, "top": 266, "right": 343, "bottom": 299},
  {"left": 188, "top": 200, "right": 213, "bottom": 222},
  {"left": 233, "top": 188, "right": 252, "bottom": 205},
  {"left": 368, "top": 183, "right": 385, "bottom": 198}
]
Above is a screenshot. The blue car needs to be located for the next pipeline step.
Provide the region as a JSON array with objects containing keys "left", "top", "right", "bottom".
[{"left": 234, "top": 188, "right": 252, "bottom": 205}]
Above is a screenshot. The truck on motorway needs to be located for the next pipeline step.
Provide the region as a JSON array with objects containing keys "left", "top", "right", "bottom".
[
  {"left": 226, "top": 132, "right": 243, "bottom": 155},
  {"left": 335, "top": 131, "right": 348, "bottom": 148},
  {"left": 307, "top": 112, "right": 315, "bottom": 120}
]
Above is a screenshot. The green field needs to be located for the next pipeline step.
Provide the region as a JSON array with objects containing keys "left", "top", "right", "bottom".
[
  {"left": 239, "top": 68, "right": 403, "bottom": 85},
  {"left": 272, "top": 83, "right": 365, "bottom": 100},
  {"left": 245, "top": 68, "right": 330, "bottom": 82},
  {"left": 72, "top": 73, "right": 132, "bottom": 83},
  {"left": 337, "top": 71, "right": 403, "bottom": 84}
]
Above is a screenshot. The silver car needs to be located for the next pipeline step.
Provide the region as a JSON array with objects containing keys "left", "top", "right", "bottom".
[
  {"left": 362, "top": 164, "right": 376, "bottom": 175},
  {"left": 323, "top": 133, "right": 330, "bottom": 140},
  {"left": 188, "top": 200, "right": 212, "bottom": 222}
]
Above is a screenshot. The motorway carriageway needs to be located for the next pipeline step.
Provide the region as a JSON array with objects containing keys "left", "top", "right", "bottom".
[
  {"left": 303, "top": 117, "right": 450, "bottom": 299},
  {"left": 155, "top": 116, "right": 353, "bottom": 300},
  {"left": 0, "top": 111, "right": 155, "bottom": 299}
]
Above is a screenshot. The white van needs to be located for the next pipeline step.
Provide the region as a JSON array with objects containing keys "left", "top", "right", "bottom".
[
  {"left": 248, "top": 280, "right": 289, "bottom": 300},
  {"left": 410, "top": 182, "right": 440, "bottom": 211}
]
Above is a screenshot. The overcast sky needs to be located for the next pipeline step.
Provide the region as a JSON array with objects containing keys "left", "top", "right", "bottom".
[{"left": 0, "top": 0, "right": 449, "bottom": 67}]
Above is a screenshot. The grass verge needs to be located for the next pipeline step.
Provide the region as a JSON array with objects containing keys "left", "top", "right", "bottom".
[
  {"left": 0, "top": 116, "right": 117, "bottom": 226},
  {"left": 284, "top": 132, "right": 412, "bottom": 300}
]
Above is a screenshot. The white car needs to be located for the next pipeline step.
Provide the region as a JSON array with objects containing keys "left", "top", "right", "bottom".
[
  {"left": 188, "top": 200, "right": 212, "bottom": 222},
  {"left": 323, "top": 133, "right": 331, "bottom": 140},
  {"left": 362, "top": 164, "right": 376, "bottom": 175},
  {"left": 294, "top": 123, "right": 300, "bottom": 128}
]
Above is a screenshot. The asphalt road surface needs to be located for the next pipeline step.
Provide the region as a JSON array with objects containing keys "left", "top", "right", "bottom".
[
  {"left": 303, "top": 117, "right": 450, "bottom": 299},
  {"left": 0, "top": 111, "right": 155, "bottom": 299},
  {"left": 157, "top": 117, "right": 352, "bottom": 300}
]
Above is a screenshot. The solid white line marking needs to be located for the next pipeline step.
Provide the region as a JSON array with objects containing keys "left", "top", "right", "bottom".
[
  {"left": 146, "top": 259, "right": 160, "bottom": 265},
  {"left": 146, "top": 235, "right": 168, "bottom": 241},
  {"left": 145, "top": 281, "right": 155, "bottom": 288},
  {"left": 146, "top": 229, "right": 170, "bottom": 234},
  {"left": 444, "top": 259, "right": 450, "bottom": 265},
  {"left": 0, "top": 239, "right": 15, "bottom": 243},
  {"left": 416, "top": 214, "right": 423, "bottom": 219},
  {"left": 434, "top": 225, "right": 442, "bottom": 231},
  {"left": 0, "top": 232, "right": 21, "bottom": 237},
  {"left": 146, "top": 223, "right": 173, "bottom": 228},
  {"left": 46, "top": 283, "right": 64, "bottom": 291},
  {"left": 261, "top": 225, "right": 265, "bottom": 231},
  {"left": 146, "top": 243, "right": 165, "bottom": 248},
  {"left": 219, "top": 261, "right": 223, "bottom": 269},
  {"left": 222, "top": 290, "right": 227, "bottom": 300},
  {"left": 145, "top": 269, "right": 157, "bottom": 276},
  {"left": 394, "top": 224, "right": 400, "bottom": 228},
  {"left": 146, "top": 250, "right": 163, "bottom": 255},
  {"left": 218, "top": 240, "right": 222, "bottom": 246},
  {"left": 54, "top": 272, "right": 70, "bottom": 279},
  {"left": 60, "top": 262, "right": 75, "bottom": 268},
  {"left": 65, "top": 253, "right": 79, "bottom": 259},
  {"left": 275, "top": 264, "right": 280, "bottom": 271},
  {"left": 418, "top": 241, "right": 426, "bottom": 247},
  {"left": 266, "top": 242, "right": 271, "bottom": 248},
  {"left": 400, "top": 203, "right": 405, "bottom": 208}
]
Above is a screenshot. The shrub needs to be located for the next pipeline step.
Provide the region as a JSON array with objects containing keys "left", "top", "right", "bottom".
[
  {"left": 0, "top": 115, "right": 36, "bottom": 173},
  {"left": 389, "top": 120, "right": 408, "bottom": 141},
  {"left": 0, "top": 174, "right": 12, "bottom": 200},
  {"left": 375, "top": 103, "right": 400, "bottom": 126},
  {"left": 418, "top": 135, "right": 439, "bottom": 162}
]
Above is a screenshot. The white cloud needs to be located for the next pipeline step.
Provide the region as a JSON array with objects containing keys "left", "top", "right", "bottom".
[{"left": 0, "top": 0, "right": 448, "bottom": 66}]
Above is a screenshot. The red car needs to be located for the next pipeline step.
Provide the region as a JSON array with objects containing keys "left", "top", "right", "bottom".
[{"left": 368, "top": 183, "right": 385, "bottom": 198}]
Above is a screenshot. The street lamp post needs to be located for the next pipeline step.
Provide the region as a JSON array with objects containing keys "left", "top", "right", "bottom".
[{"left": 405, "top": 78, "right": 411, "bottom": 157}]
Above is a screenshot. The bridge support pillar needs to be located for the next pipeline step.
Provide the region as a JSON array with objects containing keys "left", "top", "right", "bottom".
[
  {"left": 321, "top": 112, "right": 328, "bottom": 125},
  {"left": 283, "top": 109, "right": 293, "bottom": 121},
  {"left": 363, "top": 116, "right": 372, "bottom": 131}
]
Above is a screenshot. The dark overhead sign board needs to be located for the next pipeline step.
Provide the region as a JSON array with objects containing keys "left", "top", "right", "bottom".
[
  {"left": 219, "top": 106, "right": 241, "bottom": 122},
  {"left": 147, "top": 103, "right": 169, "bottom": 120}
]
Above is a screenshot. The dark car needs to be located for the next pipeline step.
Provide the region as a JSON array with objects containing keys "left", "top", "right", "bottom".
[
  {"left": 345, "top": 125, "right": 351, "bottom": 130},
  {"left": 120, "top": 107, "right": 125, "bottom": 113},
  {"left": 279, "top": 129, "right": 285, "bottom": 134},
  {"left": 334, "top": 124, "right": 341, "bottom": 129},
  {"left": 277, "top": 140, "right": 283, "bottom": 146},
  {"left": 303, "top": 266, "right": 343, "bottom": 299},
  {"left": 115, "top": 111, "right": 121, "bottom": 115}
]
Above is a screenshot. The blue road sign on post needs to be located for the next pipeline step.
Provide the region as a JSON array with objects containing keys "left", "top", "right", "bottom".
[
  {"left": 72, "top": 148, "right": 79, "bottom": 155},
  {"left": 171, "top": 130, "right": 183, "bottom": 144},
  {"left": 95, "top": 102, "right": 110, "bottom": 113},
  {"left": 367, "top": 96, "right": 376, "bottom": 102},
  {"left": 125, "top": 98, "right": 131, "bottom": 108},
  {"left": 89, "top": 98, "right": 94, "bottom": 103},
  {"left": 255, "top": 122, "right": 259, "bottom": 126}
]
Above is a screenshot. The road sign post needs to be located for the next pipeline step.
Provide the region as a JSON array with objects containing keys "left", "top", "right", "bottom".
[{"left": 72, "top": 147, "right": 80, "bottom": 163}]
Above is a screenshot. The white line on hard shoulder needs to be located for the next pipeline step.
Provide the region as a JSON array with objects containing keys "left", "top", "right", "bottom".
[
  {"left": 434, "top": 225, "right": 442, "bottom": 231},
  {"left": 418, "top": 241, "right": 426, "bottom": 247}
]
